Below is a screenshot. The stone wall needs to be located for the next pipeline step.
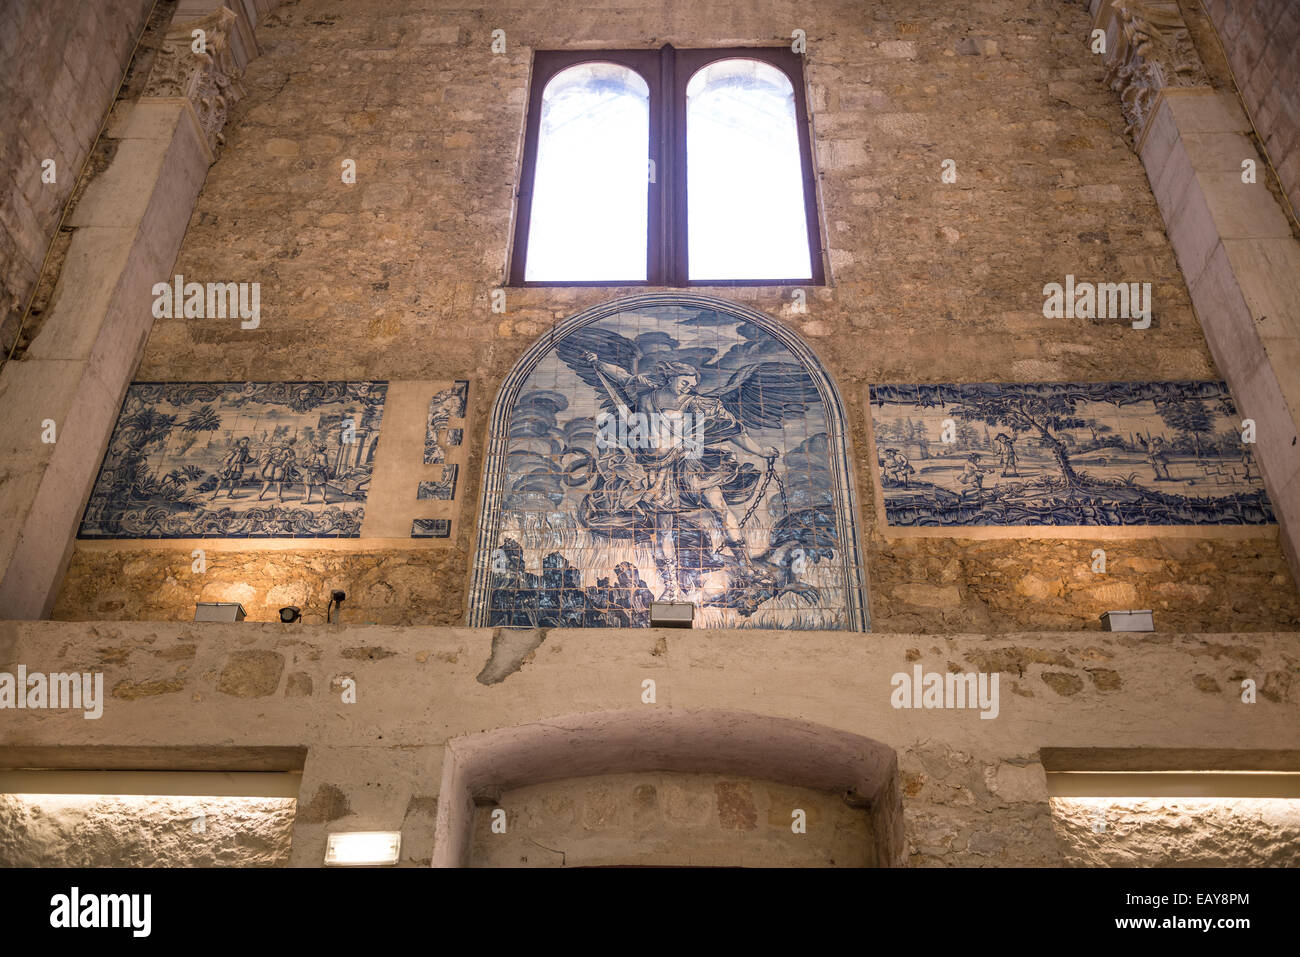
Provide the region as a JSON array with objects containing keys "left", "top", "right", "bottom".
[
  {"left": 38, "top": 0, "right": 1300, "bottom": 629},
  {"left": 1201, "top": 0, "right": 1300, "bottom": 220},
  {"left": 0, "top": 793, "right": 296, "bottom": 867},
  {"left": 1, "top": 620, "right": 1296, "bottom": 867},
  {"left": 54, "top": 532, "right": 1300, "bottom": 632},
  {"left": 54, "top": 546, "right": 467, "bottom": 625},
  {"left": 470, "top": 770, "right": 874, "bottom": 867},
  {"left": 0, "top": 0, "right": 155, "bottom": 354},
  {"left": 870, "top": 535, "right": 1300, "bottom": 632},
  {"left": 1051, "top": 796, "right": 1300, "bottom": 866}
]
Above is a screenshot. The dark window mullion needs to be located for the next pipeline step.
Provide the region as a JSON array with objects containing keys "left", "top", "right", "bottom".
[
  {"left": 645, "top": 48, "right": 664, "bottom": 285},
  {"left": 657, "top": 44, "right": 676, "bottom": 286}
]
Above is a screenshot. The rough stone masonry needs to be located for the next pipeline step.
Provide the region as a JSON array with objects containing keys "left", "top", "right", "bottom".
[{"left": 43, "top": 0, "right": 1300, "bottom": 631}]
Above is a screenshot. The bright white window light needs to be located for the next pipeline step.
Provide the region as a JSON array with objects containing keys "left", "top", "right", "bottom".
[
  {"left": 324, "top": 831, "right": 402, "bottom": 866},
  {"left": 524, "top": 63, "right": 650, "bottom": 282},
  {"left": 686, "top": 58, "right": 812, "bottom": 280}
]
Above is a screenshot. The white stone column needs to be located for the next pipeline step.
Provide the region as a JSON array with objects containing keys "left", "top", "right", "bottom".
[
  {"left": 1093, "top": 0, "right": 1300, "bottom": 583},
  {"left": 0, "top": 4, "right": 275, "bottom": 618}
]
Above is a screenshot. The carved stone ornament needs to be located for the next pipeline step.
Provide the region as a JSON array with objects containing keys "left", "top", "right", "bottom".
[
  {"left": 143, "top": 7, "right": 246, "bottom": 155},
  {"left": 1101, "top": 0, "right": 1209, "bottom": 143}
]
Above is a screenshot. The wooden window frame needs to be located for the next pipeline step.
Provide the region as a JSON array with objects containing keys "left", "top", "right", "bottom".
[{"left": 508, "top": 44, "right": 825, "bottom": 287}]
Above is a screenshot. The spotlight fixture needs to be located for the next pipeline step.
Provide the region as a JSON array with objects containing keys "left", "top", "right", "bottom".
[
  {"left": 324, "top": 831, "right": 401, "bottom": 866},
  {"left": 650, "top": 601, "right": 694, "bottom": 628},
  {"left": 193, "top": 602, "right": 246, "bottom": 622},
  {"left": 327, "top": 589, "right": 347, "bottom": 625},
  {"left": 279, "top": 606, "right": 302, "bottom": 624},
  {"left": 1100, "top": 609, "right": 1154, "bottom": 632}
]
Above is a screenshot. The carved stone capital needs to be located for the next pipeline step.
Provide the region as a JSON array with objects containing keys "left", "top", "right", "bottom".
[
  {"left": 143, "top": 7, "right": 246, "bottom": 156},
  {"left": 1096, "top": 0, "right": 1209, "bottom": 146}
]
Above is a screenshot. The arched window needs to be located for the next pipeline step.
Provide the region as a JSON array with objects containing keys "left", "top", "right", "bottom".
[
  {"left": 469, "top": 294, "right": 866, "bottom": 631},
  {"left": 510, "top": 47, "right": 823, "bottom": 286},
  {"left": 523, "top": 63, "right": 650, "bottom": 282},
  {"left": 685, "top": 59, "right": 812, "bottom": 281}
]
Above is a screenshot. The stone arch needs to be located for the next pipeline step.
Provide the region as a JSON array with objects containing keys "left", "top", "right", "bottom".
[
  {"left": 432, "top": 707, "right": 902, "bottom": 867},
  {"left": 468, "top": 293, "right": 867, "bottom": 630}
]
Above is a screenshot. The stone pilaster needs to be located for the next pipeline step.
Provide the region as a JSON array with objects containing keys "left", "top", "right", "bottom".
[
  {"left": 1089, "top": 0, "right": 1300, "bottom": 587},
  {"left": 0, "top": 3, "right": 280, "bottom": 618}
]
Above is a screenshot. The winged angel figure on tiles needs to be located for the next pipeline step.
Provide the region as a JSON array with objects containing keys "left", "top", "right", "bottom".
[{"left": 484, "top": 300, "right": 858, "bottom": 630}]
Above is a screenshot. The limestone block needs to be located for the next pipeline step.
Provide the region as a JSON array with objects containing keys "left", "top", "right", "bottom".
[
  {"left": 1223, "top": 238, "right": 1300, "bottom": 348},
  {"left": 470, "top": 771, "right": 871, "bottom": 868},
  {"left": 25, "top": 227, "right": 136, "bottom": 361},
  {"left": 1161, "top": 151, "right": 1223, "bottom": 285},
  {"left": 0, "top": 100, "right": 214, "bottom": 618},
  {"left": 1182, "top": 131, "right": 1263, "bottom": 175},
  {"left": 1197, "top": 166, "right": 1294, "bottom": 242},
  {"left": 1051, "top": 797, "right": 1300, "bottom": 866},
  {"left": 877, "top": 41, "right": 917, "bottom": 59},
  {"left": 0, "top": 465, "right": 42, "bottom": 581},
  {"left": 290, "top": 746, "right": 444, "bottom": 867},
  {"left": 0, "top": 794, "right": 295, "bottom": 867},
  {"left": 66, "top": 138, "right": 170, "bottom": 230},
  {"left": 892, "top": 584, "right": 962, "bottom": 608},
  {"left": 1189, "top": 242, "right": 1269, "bottom": 386},
  {"left": 1161, "top": 89, "right": 1250, "bottom": 134},
  {"left": 1192, "top": 243, "right": 1300, "bottom": 492},
  {"left": 0, "top": 357, "right": 84, "bottom": 462},
  {"left": 217, "top": 649, "right": 285, "bottom": 697}
]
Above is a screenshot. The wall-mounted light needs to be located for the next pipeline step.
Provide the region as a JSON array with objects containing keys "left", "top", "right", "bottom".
[
  {"left": 324, "top": 831, "right": 401, "bottom": 866},
  {"left": 327, "top": 589, "right": 347, "bottom": 625},
  {"left": 194, "top": 602, "right": 246, "bottom": 622},
  {"left": 279, "top": 606, "right": 302, "bottom": 624},
  {"left": 1048, "top": 770, "right": 1300, "bottom": 799},
  {"left": 650, "top": 601, "right": 693, "bottom": 628},
  {"left": 1100, "top": 609, "right": 1153, "bottom": 632}
]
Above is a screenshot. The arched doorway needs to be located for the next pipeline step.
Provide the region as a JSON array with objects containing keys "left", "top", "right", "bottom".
[
  {"left": 433, "top": 708, "right": 902, "bottom": 867},
  {"left": 469, "top": 294, "right": 867, "bottom": 630}
]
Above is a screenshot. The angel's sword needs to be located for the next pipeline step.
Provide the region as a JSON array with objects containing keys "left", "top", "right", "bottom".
[{"left": 591, "top": 362, "right": 634, "bottom": 422}]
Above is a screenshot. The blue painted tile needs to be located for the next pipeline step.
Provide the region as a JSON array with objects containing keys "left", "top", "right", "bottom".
[
  {"left": 417, "top": 465, "right": 458, "bottom": 501},
  {"left": 411, "top": 518, "right": 451, "bottom": 538},
  {"left": 474, "top": 298, "right": 865, "bottom": 631},
  {"left": 869, "top": 381, "right": 1273, "bottom": 527},
  {"left": 424, "top": 381, "right": 469, "bottom": 465},
  {"left": 78, "top": 382, "right": 386, "bottom": 539}
]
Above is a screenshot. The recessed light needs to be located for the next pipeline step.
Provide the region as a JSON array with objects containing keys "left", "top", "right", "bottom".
[{"left": 324, "top": 831, "right": 401, "bottom": 866}]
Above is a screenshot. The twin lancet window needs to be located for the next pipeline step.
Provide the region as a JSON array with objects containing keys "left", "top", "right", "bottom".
[{"left": 511, "top": 46, "right": 824, "bottom": 286}]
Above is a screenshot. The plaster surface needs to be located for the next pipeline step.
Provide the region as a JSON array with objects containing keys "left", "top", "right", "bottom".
[{"left": 1, "top": 619, "right": 1296, "bottom": 866}]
